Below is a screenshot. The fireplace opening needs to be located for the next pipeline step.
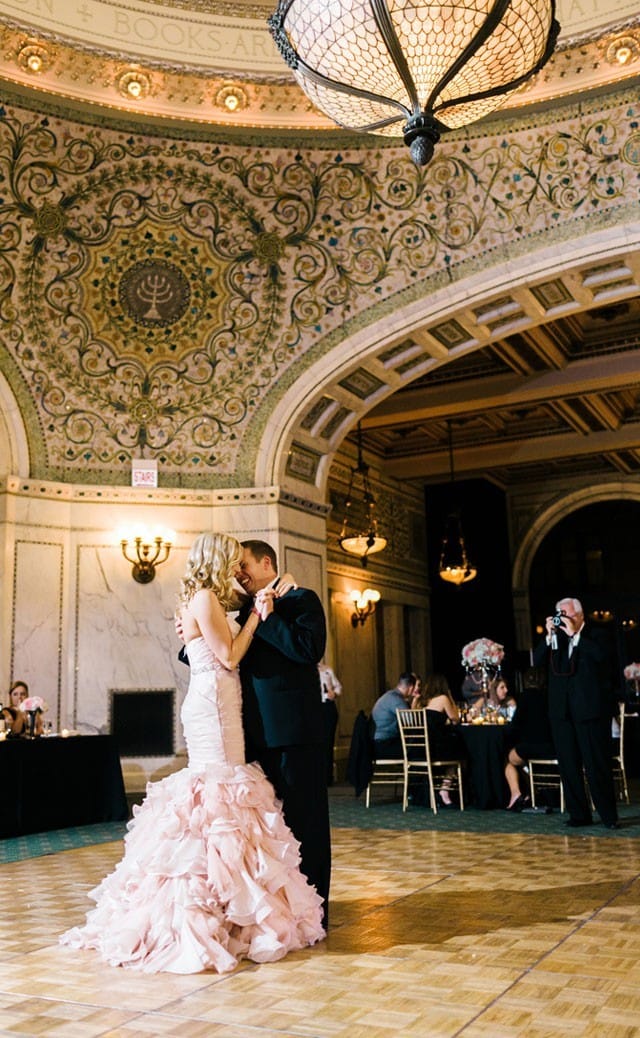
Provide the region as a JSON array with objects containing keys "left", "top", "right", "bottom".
[{"left": 110, "top": 688, "right": 175, "bottom": 756}]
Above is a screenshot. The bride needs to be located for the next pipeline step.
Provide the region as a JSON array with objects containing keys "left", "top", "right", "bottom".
[{"left": 60, "top": 531, "right": 325, "bottom": 974}]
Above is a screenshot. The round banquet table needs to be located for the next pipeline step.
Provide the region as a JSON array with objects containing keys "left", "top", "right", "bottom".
[{"left": 459, "top": 723, "right": 510, "bottom": 809}]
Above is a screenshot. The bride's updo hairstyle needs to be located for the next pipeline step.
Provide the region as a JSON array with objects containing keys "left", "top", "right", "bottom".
[{"left": 178, "top": 532, "right": 243, "bottom": 611}]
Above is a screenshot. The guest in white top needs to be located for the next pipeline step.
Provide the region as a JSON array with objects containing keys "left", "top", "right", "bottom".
[{"left": 318, "top": 660, "right": 342, "bottom": 786}]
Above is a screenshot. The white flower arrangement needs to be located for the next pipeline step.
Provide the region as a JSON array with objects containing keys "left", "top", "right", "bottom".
[
  {"left": 623, "top": 663, "right": 640, "bottom": 681},
  {"left": 461, "top": 637, "right": 505, "bottom": 670}
]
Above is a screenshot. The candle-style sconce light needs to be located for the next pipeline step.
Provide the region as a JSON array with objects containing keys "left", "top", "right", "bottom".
[
  {"left": 350, "top": 587, "right": 380, "bottom": 628},
  {"left": 119, "top": 527, "right": 174, "bottom": 583}
]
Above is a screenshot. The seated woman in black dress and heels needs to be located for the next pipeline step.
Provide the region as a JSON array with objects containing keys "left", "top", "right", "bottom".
[
  {"left": 423, "top": 674, "right": 467, "bottom": 808},
  {"left": 504, "top": 666, "right": 555, "bottom": 811}
]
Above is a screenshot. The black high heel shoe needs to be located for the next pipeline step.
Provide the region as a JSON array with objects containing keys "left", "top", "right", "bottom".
[{"left": 506, "top": 794, "right": 525, "bottom": 812}]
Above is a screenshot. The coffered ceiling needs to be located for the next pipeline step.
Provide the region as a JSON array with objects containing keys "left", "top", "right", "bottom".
[{"left": 358, "top": 272, "right": 640, "bottom": 488}]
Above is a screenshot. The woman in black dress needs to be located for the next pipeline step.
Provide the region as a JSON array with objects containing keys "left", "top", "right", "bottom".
[
  {"left": 504, "top": 666, "right": 555, "bottom": 810},
  {"left": 423, "top": 674, "right": 466, "bottom": 808}
]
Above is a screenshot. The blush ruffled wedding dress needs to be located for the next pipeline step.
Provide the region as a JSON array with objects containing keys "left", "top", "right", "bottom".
[{"left": 60, "top": 622, "right": 325, "bottom": 973}]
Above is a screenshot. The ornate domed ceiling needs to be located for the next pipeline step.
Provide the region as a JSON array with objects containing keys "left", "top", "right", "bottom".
[{"left": 0, "top": 1, "right": 639, "bottom": 493}]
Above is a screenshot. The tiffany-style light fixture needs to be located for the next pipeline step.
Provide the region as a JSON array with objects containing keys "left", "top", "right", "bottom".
[
  {"left": 269, "top": 0, "right": 560, "bottom": 165},
  {"left": 339, "top": 423, "right": 387, "bottom": 567}
]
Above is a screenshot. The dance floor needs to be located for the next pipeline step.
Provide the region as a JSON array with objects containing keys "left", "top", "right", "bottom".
[{"left": 2, "top": 807, "right": 640, "bottom": 1036}]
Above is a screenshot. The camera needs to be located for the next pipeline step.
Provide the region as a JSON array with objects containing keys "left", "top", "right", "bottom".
[{"left": 552, "top": 611, "right": 566, "bottom": 627}]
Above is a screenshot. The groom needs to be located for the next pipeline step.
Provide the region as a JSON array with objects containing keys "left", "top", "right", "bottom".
[{"left": 235, "top": 540, "right": 331, "bottom": 928}]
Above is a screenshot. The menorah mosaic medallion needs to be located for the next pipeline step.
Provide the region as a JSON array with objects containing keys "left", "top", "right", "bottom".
[{"left": 118, "top": 259, "right": 190, "bottom": 327}]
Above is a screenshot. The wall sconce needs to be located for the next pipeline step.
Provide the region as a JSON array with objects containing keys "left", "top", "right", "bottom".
[
  {"left": 119, "top": 527, "right": 174, "bottom": 583},
  {"left": 350, "top": 588, "right": 380, "bottom": 628}
]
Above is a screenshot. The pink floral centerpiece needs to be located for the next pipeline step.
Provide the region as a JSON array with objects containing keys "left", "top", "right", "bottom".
[
  {"left": 20, "top": 696, "right": 49, "bottom": 713},
  {"left": 461, "top": 638, "right": 505, "bottom": 670},
  {"left": 623, "top": 663, "right": 640, "bottom": 681},
  {"left": 19, "top": 696, "right": 48, "bottom": 737}
]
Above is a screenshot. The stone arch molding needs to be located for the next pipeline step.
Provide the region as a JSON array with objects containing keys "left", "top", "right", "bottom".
[
  {"left": 512, "top": 483, "right": 640, "bottom": 596},
  {"left": 264, "top": 223, "right": 640, "bottom": 500},
  {"left": 0, "top": 371, "right": 30, "bottom": 479}
]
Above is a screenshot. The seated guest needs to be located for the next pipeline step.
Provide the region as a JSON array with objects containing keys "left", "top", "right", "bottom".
[
  {"left": 504, "top": 666, "right": 555, "bottom": 810},
  {"left": 460, "top": 667, "right": 488, "bottom": 709},
  {"left": 371, "top": 672, "right": 418, "bottom": 759},
  {"left": 423, "top": 674, "right": 466, "bottom": 807},
  {"left": 491, "top": 678, "right": 517, "bottom": 720},
  {"left": 2, "top": 680, "right": 29, "bottom": 736}
]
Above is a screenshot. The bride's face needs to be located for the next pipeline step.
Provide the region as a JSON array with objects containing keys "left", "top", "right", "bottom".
[{"left": 228, "top": 576, "right": 250, "bottom": 611}]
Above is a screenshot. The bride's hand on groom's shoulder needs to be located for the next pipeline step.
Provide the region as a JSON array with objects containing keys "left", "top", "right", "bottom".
[{"left": 276, "top": 573, "right": 298, "bottom": 597}]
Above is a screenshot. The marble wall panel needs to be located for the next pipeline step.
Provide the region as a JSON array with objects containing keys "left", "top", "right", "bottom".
[
  {"left": 74, "top": 543, "right": 188, "bottom": 744},
  {"left": 12, "top": 540, "right": 63, "bottom": 729}
]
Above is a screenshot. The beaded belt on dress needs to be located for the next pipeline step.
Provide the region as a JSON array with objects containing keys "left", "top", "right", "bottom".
[{"left": 190, "top": 663, "right": 218, "bottom": 675}]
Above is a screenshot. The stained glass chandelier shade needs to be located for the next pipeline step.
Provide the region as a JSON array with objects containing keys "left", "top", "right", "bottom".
[{"left": 269, "top": 0, "right": 560, "bottom": 165}]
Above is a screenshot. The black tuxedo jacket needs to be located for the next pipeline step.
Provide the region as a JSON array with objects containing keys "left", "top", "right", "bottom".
[
  {"left": 533, "top": 625, "right": 613, "bottom": 723},
  {"left": 238, "top": 586, "right": 326, "bottom": 751}
]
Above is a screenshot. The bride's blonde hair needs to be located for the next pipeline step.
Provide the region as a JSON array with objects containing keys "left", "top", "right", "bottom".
[{"left": 178, "top": 532, "right": 243, "bottom": 611}]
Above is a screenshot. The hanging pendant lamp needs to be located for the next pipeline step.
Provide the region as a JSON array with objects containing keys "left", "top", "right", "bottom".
[
  {"left": 268, "top": 0, "right": 560, "bottom": 166},
  {"left": 439, "top": 420, "right": 477, "bottom": 585},
  {"left": 339, "top": 422, "right": 387, "bottom": 567}
]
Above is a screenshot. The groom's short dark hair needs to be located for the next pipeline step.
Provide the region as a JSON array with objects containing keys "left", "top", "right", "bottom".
[{"left": 241, "top": 539, "right": 278, "bottom": 571}]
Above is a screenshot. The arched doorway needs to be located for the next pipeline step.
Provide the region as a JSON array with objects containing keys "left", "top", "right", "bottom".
[{"left": 529, "top": 499, "right": 640, "bottom": 695}]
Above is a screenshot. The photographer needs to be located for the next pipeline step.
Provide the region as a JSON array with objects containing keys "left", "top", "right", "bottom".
[{"left": 533, "top": 597, "right": 618, "bottom": 830}]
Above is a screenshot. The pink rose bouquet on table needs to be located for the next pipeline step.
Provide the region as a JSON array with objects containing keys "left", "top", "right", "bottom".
[
  {"left": 624, "top": 663, "right": 640, "bottom": 681},
  {"left": 20, "top": 696, "right": 49, "bottom": 713},
  {"left": 461, "top": 638, "right": 505, "bottom": 670}
]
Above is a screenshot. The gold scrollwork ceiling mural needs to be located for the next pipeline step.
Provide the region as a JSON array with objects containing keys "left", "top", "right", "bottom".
[
  {"left": 2, "top": 118, "right": 299, "bottom": 481},
  {"left": 0, "top": 83, "right": 639, "bottom": 488}
]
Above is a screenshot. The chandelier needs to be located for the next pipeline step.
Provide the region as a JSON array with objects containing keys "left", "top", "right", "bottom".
[
  {"left": 439, "top": 421, "right": 477, "bottom": 585},
  {"left": 269, "top": 0, "right": 560, "bottom": 166},
  {"left": 339, "top": 423, "right": 387, "bottom": 567}
]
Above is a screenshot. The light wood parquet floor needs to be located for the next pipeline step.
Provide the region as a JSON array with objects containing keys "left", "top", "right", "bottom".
[{"left": 2, "top": 825, "right": 640, "bottom": 1037}]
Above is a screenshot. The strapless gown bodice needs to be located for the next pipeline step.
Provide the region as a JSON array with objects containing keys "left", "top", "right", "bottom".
[
  {"left": 60, "top": 619, "right": 324, "bottom": 974},
  {"left": 182, "top": 632, "right": 245, "bottom": 772}
]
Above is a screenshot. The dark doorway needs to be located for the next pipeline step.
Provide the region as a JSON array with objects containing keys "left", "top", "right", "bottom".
[
  {"left": 529, "top": 499, "right": 640, "bottom": 695},
  {"left": 426, "top": 478, "right": 517, "bottom": 697}
]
